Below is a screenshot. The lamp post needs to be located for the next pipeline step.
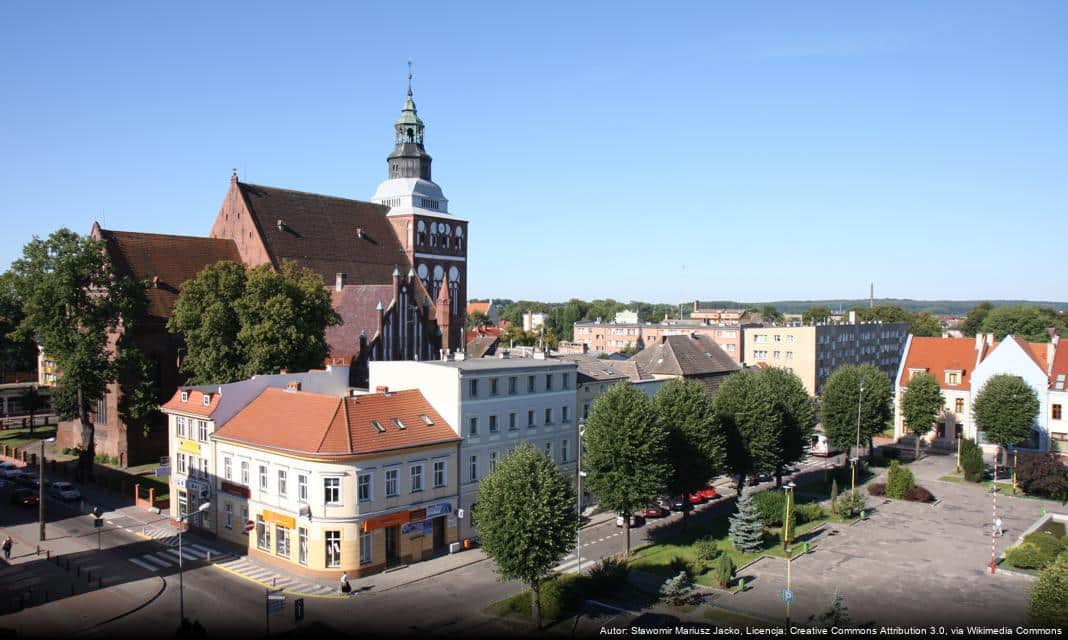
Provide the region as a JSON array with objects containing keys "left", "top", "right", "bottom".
[
  {"left": 783, "top": 481, "right": 796, "bottom": 625},
  {"left": 178, "top": 501, "right": 211, "bottom": 624},
  {"left": 851, "top": 381, "right": 864, "bottom": 496},
  {"left": 576, "top": 419, "right": 586, "bottom": 573},
  {"left": 39, "top": 437, "right": 55, "bottom": 541}
]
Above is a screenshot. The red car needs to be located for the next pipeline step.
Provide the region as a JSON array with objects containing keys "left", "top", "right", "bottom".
[
  {"left": 687, "top": 492, "right": 705, "bottom": 504},
  {"left": 698, "top": 485, "right": 719, "bottom": 501},
  {"left": 643, "top": 504, "right": 668, "bottom": 518}
]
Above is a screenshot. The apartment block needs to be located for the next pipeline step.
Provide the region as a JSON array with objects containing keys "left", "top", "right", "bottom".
[{"left": 572, "top": 320, "right": 755, "bottom": 363}]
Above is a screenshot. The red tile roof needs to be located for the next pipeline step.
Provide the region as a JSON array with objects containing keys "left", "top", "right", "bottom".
[
  {"left": 325, "top": 284, "right": 393, "bottom": 357},
  {"left": 213, "top": 388, "right": 459, "bottom": 459},
  {"left": 467, "top": 301, "right": 491, "bottom": 316},
  {"left": 161, "top": 388, "right": 222, "bottom": 417},
  {"left": 1013, "top": 336, "right": 1049, "bottom": 373},
  {"left": 1051, "top": 339, "right": 1068, "bottom": 387},
  {"left": 899, "top": 337, "right": 978, "bottom": 389}
]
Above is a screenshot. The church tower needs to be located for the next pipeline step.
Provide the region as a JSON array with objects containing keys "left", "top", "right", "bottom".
[{"left": 373, "top": 64, "right": 467, "bottom": 352}]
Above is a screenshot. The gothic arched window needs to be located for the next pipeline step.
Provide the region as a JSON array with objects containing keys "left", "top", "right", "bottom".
[
  {"left": 455, "top": 226, "right": 464, "bottom": 251},
  {"left": 416, "top": 221, "right": 426, "bottom": 246}
]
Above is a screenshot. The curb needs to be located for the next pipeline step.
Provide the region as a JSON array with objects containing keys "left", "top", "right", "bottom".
[{"left": 83, "top": 576, "right": 168, "bottom": 632}]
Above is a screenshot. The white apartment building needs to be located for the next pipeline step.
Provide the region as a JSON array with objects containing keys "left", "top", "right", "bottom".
[{"left": 369, "top": 356, "right": 579, "bottom": 539}]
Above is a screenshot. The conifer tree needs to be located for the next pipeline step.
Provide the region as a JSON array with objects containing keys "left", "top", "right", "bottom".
[
  {"left": 728, "top": 493, "right": 765, "bottom": 552},
  {"left": 810, "top": 589, "right": 851, "bottom": 628}
]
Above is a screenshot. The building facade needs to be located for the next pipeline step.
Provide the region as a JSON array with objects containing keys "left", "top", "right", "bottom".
[
  {"left": 368, "top": 357, "right": 579, "bottom": 540},
  {"left": 572, "top": 320, "right": 755, "bottom": 363},
  {"left": 743, "top": 321, "right": 908, "bottom": 397}
]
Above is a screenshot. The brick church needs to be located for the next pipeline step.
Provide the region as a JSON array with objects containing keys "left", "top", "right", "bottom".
[{"left": 58, "top": 75, "right": 468, "bottom": 465}]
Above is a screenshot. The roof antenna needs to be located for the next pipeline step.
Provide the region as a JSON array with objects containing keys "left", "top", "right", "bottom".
[{"left": 407, "top": 60, "right": 413, "bottom": 98}]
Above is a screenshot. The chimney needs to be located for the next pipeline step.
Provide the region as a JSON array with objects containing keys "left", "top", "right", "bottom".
[
  {"left": 986, "top": 333, "right": 994, "bottom": 347},
  {"left": 355, "top": 227, "right": 365, "bottom": 239},
  {"left": 286, "top": 381, "right": 301, "bottom": 392},
  {"left": 335, "top": 273, "right": 346, "bottom": 291},
  {"left": 279, "top": 368, "right": 287, "bottom": 375},
  {"left": 375, "top": 385, "right": 389, "bottom": 394},
  {"left": 975, "top": 333, "right": 984, "bottom": 353},
  {"left": 455, "top": 351, "right": 467, "bottom": 361},
  {"left": 848, "top": 310, "right": 857, "bottom": 324}
]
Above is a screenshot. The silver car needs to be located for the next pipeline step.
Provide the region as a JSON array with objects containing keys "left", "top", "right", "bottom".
[{"left": 49, "top": 481, "right": 81, "bottom": 501}]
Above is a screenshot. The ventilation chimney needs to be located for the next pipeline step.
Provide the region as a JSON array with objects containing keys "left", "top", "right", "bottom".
[
  {"left": 276, "top": 219, "right": 286, "bottom": 231},
  {"left": 355, "top": 227, "right": 365, "bottom": 239},
  {"left": 151, "top": 275, "right": 160, "bottom": 289},
  {"left": 455, "top": 351, "right": 467, "bottom": 361},
  {"left": 279, "top": 368, "right": 287, "bottom": 375},
  {"left": 335, "top": 273, "right": 346, "bottom": 292},
  {"left": 849, "top": 310, "right": 857, "bottom": 324},
  {"left": 286, "top": 381, "right": 302, "bottom": 392},
  {"left": 375, "top": 385, "right": 389, "bottom": 394}
]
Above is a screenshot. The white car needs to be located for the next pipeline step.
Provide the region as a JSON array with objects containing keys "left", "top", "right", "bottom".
[
  {"left": 49, "top": 481, "right": 81, "bottom": 501},
  {"left": 0, "top": 462, "right": 21, "bottom": 478}
]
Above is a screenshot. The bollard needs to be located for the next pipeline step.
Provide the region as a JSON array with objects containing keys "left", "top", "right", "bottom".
[
  {"left": 98, "top": 578, "right": 103, "bottom": 589},
  {"left": 36, "top": 545, "right": 40, "bottom": 556},
  {"left": 803, "top": 542, "right": 810, "bottom": 554},
  {"left": 860, "top": 510, "right": 867, "bottom": 520},
  {"left": 46, "top": 550, "right": 50, "bottom": 561},
  {"left": 207, "top": 551, "right": 211, "bottom": 562},
  {"left": 738, "top": 577, "right": 746, "bottom": 592}
]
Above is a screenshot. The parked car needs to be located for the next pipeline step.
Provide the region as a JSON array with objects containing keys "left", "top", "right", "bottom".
[
  {"left": 643, "top": 504, "right": 668, "bottom": 518},
  {"left": 697, "top": 485, "right": 719, "bottom": 501},
  {"left": 12, "top": 471, "right": 40, "bottom": 489},
  {"left": 687, "top": 491, "right": 706, "bottom": 504},
  {"left": 782, "top": 464, "right": 799, "bottom": 476},
  {"left": 48, "top": 481, "right": 81, "bottom": 501},
  {"left": 749, "top": 470, "right": 773, "bottom": 485},
  {"left": 0, "top": 462, "right": 20, "bottom": 479},
  {"left": 668, "top": 496, "right": 691, "bottom": 512},
  {"left": 615, "top": 513, "right": 646, "bottom": 528},
  {"left": 983, "top": 466, "right": 1013, "bottom": 481},
  {"left": 10, "top": 488, "right": 39, "bottom": 507}
]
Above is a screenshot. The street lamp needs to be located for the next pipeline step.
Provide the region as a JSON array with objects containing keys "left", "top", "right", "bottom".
[
  {"left": 783, "top": 480, "right": 797, "bottom": 626},
  {"left": 39, "top": 437, "right": 55, "bottom": 541},
  {"left": 851, "top": 381, "right": 864, "bottom": 496},
  {"left": 576, "top": 419, "right": 586, "bottom": 573},
  {"left": 178, "top": 501, "right": 211, "bottom": 624}
]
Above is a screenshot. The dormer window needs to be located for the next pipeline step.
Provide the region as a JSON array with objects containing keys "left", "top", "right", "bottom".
[
  {"left": 202, "top": 394, "right": 212, "bottom": 406},
  {"left": 392, "top": 418, "right": 406, "bottom": 430},
  {"left": 908, "top": 368, "right": 927, "bottom": 381},
  {"left": 945, "top": 370, "right": 961, "bottom": 385},
  {"left": 420, "top": 414, "right": 434, "bottom": 425},
  {"left": 180, "top": 391, "right": 189, "bottom": 403}
]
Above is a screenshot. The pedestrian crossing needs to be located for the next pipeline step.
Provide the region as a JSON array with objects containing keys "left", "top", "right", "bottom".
[
  {"left": 126, "top": 541, "right": 228, "bottom": 572},
  {"left": 215, "top": 557, "right": 336, "bottom": 596}
]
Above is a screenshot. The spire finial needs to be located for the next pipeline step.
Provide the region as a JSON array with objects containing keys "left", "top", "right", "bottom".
[{"left": 407, "top": 60, "right": 413, "bottom": 98}]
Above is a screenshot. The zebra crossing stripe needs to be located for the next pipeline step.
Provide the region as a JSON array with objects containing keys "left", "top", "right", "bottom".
[
  {"left": 143, "top": 554, "right": 174, "bottom": 569},
  {"left": 153, "top": 552, "right": 176, "bottom": 566},
  {"left": 189, "top": 544, "right": 219, "bottom": 556},
  {"left": 129, "top": 557, "right": 160, "bottom": 572},
  {"left": 164, "top": 548, "right": 199, "bottom": 562}
]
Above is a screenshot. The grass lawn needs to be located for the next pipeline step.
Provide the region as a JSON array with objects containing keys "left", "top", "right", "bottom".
[
  {"left": 939, "top": 474, "right": 965, "bottom": 483},
  {"left": 0, "top": 424, "right": 58, "bottom": 450}
]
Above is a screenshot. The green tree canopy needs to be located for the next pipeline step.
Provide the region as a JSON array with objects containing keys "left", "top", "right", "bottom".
[
  {"left": 802, "top": 306, "right": 833, "bottom": 324},
  {"left": 820, "top": 364, "right": 893, "bottom": 455},
  {"left": 1028, "top": 554, "right": 1068, "bottom": 627},
  {"left": 761, "top": 305, "right": 784, "bottom": 323},
  {"left": 583, "top": 383, "right": 670, "bottom": 555},
  {"left": 713, "top": 369, "right": 781, "bottom": 494},
  {"left": 168, "top": 260, "right": 341, "bottom": 384},
  {"left": 0, "top": 271, "right": 39, "bottom": 377},
  {"left": 979, "top": 305, "right": 1067, "bottom": 342},
  {"left": 900, "top": 372, "right": 944, "bottom": 459},
  {"left": 960, "top": 302, "right": 993, "bottom": 337},
  {"left": 973, "top": 374, "right": 1039, "bottom": 458},
  {"left": 908, "top": 311, "right": 942, "bottom": 337},
  {"left": 474, "top": 443, "right": 578, "bottom": 629},
  {"left": 465, "top": 310, "right": 490, "bottom": 330},
  {"left": 654, "top": 379, "right": 725, "bottom": 529},
  {"left": 11, "top": 229, "right": 148, "bottom": 480},
  {"left": 762, "top": 367, "right": 816, "bottom": 485}
]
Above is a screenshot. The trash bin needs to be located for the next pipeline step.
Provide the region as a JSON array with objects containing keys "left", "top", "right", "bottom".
[{"left": 463, "top": 538, "right": 472, "bottom": 550}]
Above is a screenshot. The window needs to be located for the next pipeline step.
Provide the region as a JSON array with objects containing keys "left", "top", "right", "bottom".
[
  {"left": 528, "top": 410, "right": 535, "bottom": 427},
  {"left": 563, "top": 373, "right": 570, "bottom": 389},
  {"left": 786, "top": 335, "right": 794, "bottom": 343},
  {"left": 509, "top": 377, "right": 517, "bottom": 394},
  {"left": 259, "top": 465, "right": 268, "bottom": 492},
  {"left": 489, "top": 451, "right": 498, "bottom": 471},
  {"left": 946, "top": 371, "right": 960, "bottom": 385},
  {"left": 198, "top": 420, "right": 209, "bottom": 442},
  {"left": 324, "top": 477, "right": 340, "bottom": 504},
  {"left": 371, "top": 419, "right": 385, "bottom": 433},
  {"left": 469, "top": 455, "right": 478, "bottom": 482},
  {"left": 1054, "top": 404, "right": 1063, "bottom": 420},
  {"left": 773, "top": 351, "right": 781, "bottom": 359},
  {"left": 546, "top": 374, "right": 553, "bottom": 390},
  {"left": 298, "top": 527, "right": 308, "bottom": 565},
  {"left": 277, "top": 470, "right": 288, "bottom": 498},
  {"left": 562, "top": 406, "right": 569, "bottom": 423},
  {"left": 326, "top": 531, "right": 341, "bottom": 568},
  {"left": 489, "top": 415, "right": 498, "bottom": 433},
  {"left": 433, "top": 460, "right": 447, "bottom": 488},
  {"left": 583, "top": 403, "right": 589, "bottom": 419},
  {"left": 490, "top": 378, "right": 498, "bottom": 395},
  {"left": 754, "top": 335, "right": 767, "bottom": 343},
  {"left": 223, "top": 457, "right": 232, "bottom": 481},
  {"left": 275, "top": 525, "right": 290, "bottom": 557},
  {"left": 298, "top": 474, "right": 308, "bottom": 502},
  {"left": 240, "top": 461, "right": 249, "bottom": 485},
  {"left": 202, "top": 394, "right": 211, "bottom": 407},
  {"left": 177, "top": 453, "right": 187, "bottom": 474},
  {"left": 754, "top": 350, "right": 768, "bottom": 359},
  {"left": 469, "top": 379, "right": 479, "bottom": 397},
  {"left": 385, "top": 469, "right": 399, "bottom": 497},
  {"left": 509, "top": 412, "right": 517, "bottom": 430},
  {"left": 200, "top": 458, "right": 208, "bottom": 481},
  {"left": 256, "top": 516, "right": 269, "bottom": 550},
  {"left": 544, "top": 408, "right": 552, "bottom": 424},
  {"left": 358, "top": 472, "right": 372, "bottom": 502},
  {"left": 469, "top": 417, "right": 478, "bottom": 436},
  {"left": 528, "top": 376, "right": 535, "bottom": 392},
  {"left": 544, "top": 441, "right": 552, "bottom": 460},
  {"left": 391, "top": 417, "right": 406, "bottom": 430},
  {"left": 955, "top": 398, "right": 965, "bottom": 414},
  {"left": 786, "top": 351, "right": 793, "bottom": 360},
  {"left": 774, "top": 335, "right": 782, "bottom": 342},
  {"left": 180, "top": 391, "right": 189, "bottom": 403},
  {"left": 410, "top": 464, "right": 424, "bottom": 492},
  {"left": 360, "top": 531, "right": 372, "bottom": 565},
  {"left": 420, "top": 414, "right": 434, "bottom": 425},
  {"left": 562, "top": 439, "right": 569, "bottom": 462},
  {"left": 224, "top": 503, "right": 233, "bottom": 529},
  {"left": 241, "top": 506, "right": 248, "bottom": 533},
  {"left": 176, "top": 416, "right": 187, "bottom": 438}
]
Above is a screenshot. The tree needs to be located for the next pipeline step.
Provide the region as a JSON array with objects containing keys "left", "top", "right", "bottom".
[
  {"left": 959, "top": 437, "right": 985, "bottom": 482},
  {"left": 1028, "top": 554, "right": 1068, "bottom": 628},
  {"left": 960, "top": 302, "right": 993, "bottom": 337},
  {"left": 762, "top": 367, "right": 815, "bottom": 487},
  {"left": 973, "top": 374, "right": 1040, "bottom": 465},
  {"left": 900, "top": 372, "right": 944, "bottom": 460},
  {"left": 116, "top": 347, "right": 160, "bottom": 440},
  {"left": 474, "top": 443, "right": 578, "bottom": 630},
  {"left": 583, "top": 383, "right": 670, "bottom": 556},
  {"left": 980, "top": 305, "right": 1067, "bottom": 342},
  {"left": 761, "top": 305, "right": 783, "bottom": 323},
  {"left": 168, "top": 261, "right": 340, "bottom": 384},
  {"left": 466, "top": 310, "right": 490, "bottom": 330},
  {"left": 714, "top": 370, "right": 781, "bottom": 495},
  {"left": 20, "top": 385, "right": 44, "bottom": 435},
  {"left": 820, "top": 364, "right": 892, "bottom": 457},
  {"left": 1014, "top": 453, "right": 1068, "bottom": 500},
  {"left": 0, "top": 271, "right": 39, "bottom": 379},
  {"left": 908, "top": 311, "right": 942, "bottom": 337},
  {"left": 802, "top": 306, "right": 833, "bottom": 324},
  {"left": 810, "top": 589, "right": 851, "bottom": 628},
  {"left": 728, "top": 493, "right": 764, "bottom": 552},
  {"left": 654, "top": 379, "right": 725, "bottom": 531},
  {"left": 11, "top": 229, "right": 147, "bottom": 481}
]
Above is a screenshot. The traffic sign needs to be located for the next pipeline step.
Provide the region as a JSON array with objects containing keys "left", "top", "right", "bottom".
[
  {"left": 294, "top": 598, "right": 305, "bottom": 622},
  {"left": 244, "top": 520, "right": 255, "bottom": 533},
  {"left": 155, "top": 466, "right": 171, "bottom": 477},
  {"left": 781, "top": 588, "right": 794, "bottom": 604},
  {"left": 267, "top": 589, "right": 286, "bottom": 614}
]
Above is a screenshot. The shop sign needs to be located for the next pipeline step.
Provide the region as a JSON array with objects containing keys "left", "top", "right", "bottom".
[
  {"left": 178, "top": 439, "right": 201, "bottom": 455},
  {"left": 187, "top": 479, "right": 207, "bottom": 493},
  {"left": 221, "top": 481, "right": 250, "bottom": 498},
  {"left": 363, "top": 511, "right": 410, "bottom": 532},
  {"left": 401, "top": 520, "right": 432, "bottom": 535},
  {"left": 262, "top": 509, "right": 296, "bottom": 529},
  {"left": 425, "top": 502, "right": 452, "bottom": 518}
]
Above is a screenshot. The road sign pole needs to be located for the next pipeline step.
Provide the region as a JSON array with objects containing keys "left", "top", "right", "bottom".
[{"left": 265, "top": 587, "right": 269, "bottom": 637}]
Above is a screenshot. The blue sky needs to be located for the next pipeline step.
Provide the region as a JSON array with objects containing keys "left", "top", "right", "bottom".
[{"left": 2, "top": 1, "right": 1065, "bottom": 303}]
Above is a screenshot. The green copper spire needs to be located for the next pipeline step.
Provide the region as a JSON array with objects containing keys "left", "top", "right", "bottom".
[{"left": 387, "top": 61, "right": 432, "bottom": 180}]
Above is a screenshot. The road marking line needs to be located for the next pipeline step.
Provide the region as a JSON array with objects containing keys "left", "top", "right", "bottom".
[
  {"left": 164, "top": 548, "right": 199, "bottom": 561},
  {"left": 148, "top": 553, "right": 175, "bottom": 567},
  {"left": 129, "top": 557, "right": 160, "bottom": 572}
]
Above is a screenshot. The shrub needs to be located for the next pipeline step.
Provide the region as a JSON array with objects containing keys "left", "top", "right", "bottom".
[
  {"left": 1029, "top": 554, "right": 1068, "bottom": 627},
  {"left": 885, "top": 460, "right": 916, "bottom": 499},
  {"left": 834, "top": 492, "right": 867, "bottom": 519},
  {"left": 752, "top": 490, "right": 788, "bottom": 527},
  {"left": 902, "top": 486, "right": 934, "bottom": 502},
  {"left": 659, "top": 571, "right": 697, "bottom": 606},
  {"left": 1016, "top": 454, "right": 1068, "bottom": 500},
  {"left": 587, "top": 557, "right": 629, "bottom": 591},
  {"left": 794, "top": 503, "right": 827, "bottom": 524},
  {"left": 1005, "top": 543, "right": 1055, "bottom": 570},
  {"left": 960, "top": 437, "right": 985, "bottom": 482},
  {"left": 667, "top": 556, "right": 694, "bottom": 581},
  {"left": 61, "top": 447, "right": 72, "bottom": 455},
  {"left": 868, "top": 483, "right": 886, "bottom": 496},
  {"left": 1022, "top": 532, "right": 1065, "bottom": 558},
  {"left": 540, "top": 575, "right": 583, "bottom": 621},
  {"left": 713, "top": 554, "right": 735, "bottom": 589},
  {"left": 729, "top": 494, "right": 765, "bottom": 552},
  {"left": 692, "top": 538, "right": 721, "bottom": 573}
]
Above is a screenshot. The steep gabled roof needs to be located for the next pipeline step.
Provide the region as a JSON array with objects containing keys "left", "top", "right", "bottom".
[
  {"left": 899, "top": 337, "right": 977, "bottom": 390},
  {"left": 325, "top": 284, "right": 394, "bottom": 357},
  {"left": 95, "top": 226, "right": 241, "bottom": 320},
  {"left": 236, "top": 182, "right": 411, "bottom": 286},
  {"left": 466, "top": 335, "right": 499, "bottom": 358},
  {"left": 1050, "top": 339, "right": 1068, "bottom": 389},
  {"left": 213, "top": 388, "right": 459, "bottom": 458},
  {"left": 631, "top": 334, "right": 739, "bottom": 377}
]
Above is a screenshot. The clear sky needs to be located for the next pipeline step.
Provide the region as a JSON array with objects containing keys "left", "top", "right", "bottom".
[{"left": 2, "top": 1, "right": 1065, "bottom": 304}]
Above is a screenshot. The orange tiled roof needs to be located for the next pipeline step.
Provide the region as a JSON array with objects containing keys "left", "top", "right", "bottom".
[
  {"left": 162, "top": 388, "right": 222, "bottom": 417},
  {"left": 212, "top": 388, "right": 459, "bottom": 458},
  {"left": 900, "top": 337, "right": 978, "bottom": 389},
  {"left": 467, "top": 302, "right": 491, "bottom": 316},
  {"left": 1013, "top": 336, "right": 1049, "bottom": 373},
  {"left": 1050, "top": 339, "right": 1068, "bottom": 386}
]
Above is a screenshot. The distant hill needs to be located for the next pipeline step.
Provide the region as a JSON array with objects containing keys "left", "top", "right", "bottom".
[{"left": 695, "top": 299, "right": 1068, "bottom": 316}]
